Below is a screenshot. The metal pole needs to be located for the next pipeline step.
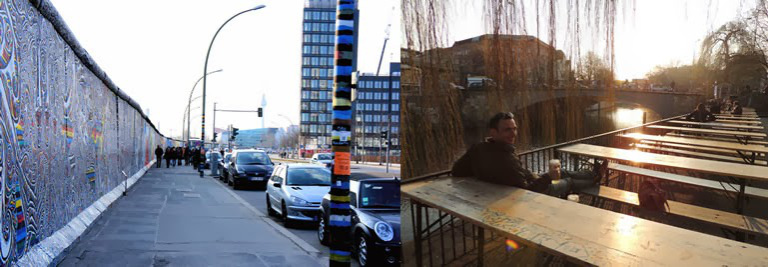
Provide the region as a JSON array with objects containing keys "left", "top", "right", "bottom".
[
  {"left": 188, "top": 69, "right": 222, "bottom": 145},
  {"left": 202, "top": 5, "right": 265, "bottom": 170},
  {"left": 213, "top": 102, "right": 217, "bottom": 145},
  {"left": 330, "top": 1, "right": 355, "bottom": 265}
]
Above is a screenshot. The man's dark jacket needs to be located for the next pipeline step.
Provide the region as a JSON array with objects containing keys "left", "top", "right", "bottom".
[
  {"left": 451, "top": 138, "right": 548, "bottom": 192},
  {"left": 685, "top": 109, "right": 715, "bottom": 122},
  {"left": 155, "top": 147, "right": 163, "bottom": 158}
]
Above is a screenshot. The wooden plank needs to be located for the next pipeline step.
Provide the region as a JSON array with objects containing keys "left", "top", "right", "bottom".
[
  {"left": 667, "top": 120, "right": 764, "bottom": 131},
  {"left": 715, "top": 115, "right": 760, "bottom": 121},
  {"left": 634, "top": 143, "right": 767, "bottom": 165},
  {"left": 666, "top": 133, "right": 768, "bottom": 146},
  {"left": 621, "top": 133, "right": 768, "bottom": 153},
  {"left": 558, "top": 144, "right": 768, "bottom": 182},
  {"left": 638, "top": 140, "right": 741, "bottom": 156},
  {"left": 716, "top": 119, "right": 762, "bottom": 125},
  {"left": 581, "top": 186, "right": 768, "bottom": 236},
  {"left": 402, "top": 177, "right": 768, "bottom": 266},
  {"left": 608, "top": 163, "right": 768, "bottom": 200},
  {"left": 647, "top": 125, "right": 767, "bottom": 138}
]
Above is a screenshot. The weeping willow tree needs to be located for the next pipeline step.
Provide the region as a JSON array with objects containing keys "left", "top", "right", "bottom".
[{"left": 402, "top": 0, "right": 630, "bottom": 179}]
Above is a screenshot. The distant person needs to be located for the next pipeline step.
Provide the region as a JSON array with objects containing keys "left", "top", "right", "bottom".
[
  {"left": 451, "top": 112, "right": 608, "bottom": 193},
  {"left": 539, "top": 159, "right": 602, "bottom": 198},
  {"left": 155, "top": 145, "right": 164, "bottom": 168},
  {"left": 164, "top": 147, "right": 172, "bottom": 168},
  {"left": 176, "top": 147, "right": 183, "bottom": 167},
  {"left": 732, "top": 101, "right": 743, "bottom": 115},
  {"left": 685, "top": 103, "right": 716, "bottom": 122},
  {"left": 192, "top": 148, "right": 200, "bottom": 170}
]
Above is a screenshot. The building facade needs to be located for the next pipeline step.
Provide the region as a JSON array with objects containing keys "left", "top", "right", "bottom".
[
  {"left": 354, "top": 63, "right": 401, "bottom": 160},
  {"left": 299, "top": 0, "right": 359, "bottom": 150}
]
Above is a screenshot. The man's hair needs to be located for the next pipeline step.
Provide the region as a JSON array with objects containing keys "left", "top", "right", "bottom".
[
  {"left": 548, "top": 159, "right": 561, "bottom": 168},
  {"left": 488, "top": 112, "right": 515, "bottom": 129}
]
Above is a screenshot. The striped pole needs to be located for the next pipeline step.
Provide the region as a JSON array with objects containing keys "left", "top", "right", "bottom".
[{"left": 330, "top": 0, "right": 355, "bottom": 266}]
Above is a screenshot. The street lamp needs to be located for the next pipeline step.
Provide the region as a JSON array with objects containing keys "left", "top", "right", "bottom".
[
  {"left": 201, "top": 5, "right": 266, "bottom": 157},
  {"left": 186, "top": 69, "right": 223, "bottom": 144}
]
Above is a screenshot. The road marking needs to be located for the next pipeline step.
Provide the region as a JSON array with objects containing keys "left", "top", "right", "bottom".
[{"left": 210, "top": 176, "right": 323, "bottom": 258}]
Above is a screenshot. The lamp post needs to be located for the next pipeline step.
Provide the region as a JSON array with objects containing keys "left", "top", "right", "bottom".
[
  {"left": 186, "top": 69, "right": 223, "bottom": 145},
  {"left": 201, "top": 5, "right": 266, "bottom": 168}
]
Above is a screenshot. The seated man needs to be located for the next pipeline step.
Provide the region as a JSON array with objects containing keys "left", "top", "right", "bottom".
[
  {"left": 731, "top": 101, "right": 743, "bottom": 115},
  {"left": 452, "top": 112, "right": 607, "bottom": 194},
  {"left": 539, "top": 159, "right": 602, "bottom": 198},
  {"left": 685, "top": 103, "right": 716, "bottom": 122}
]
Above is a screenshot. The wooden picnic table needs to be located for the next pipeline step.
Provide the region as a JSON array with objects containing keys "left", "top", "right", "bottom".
[
  {"left": 403, "top": 176, "right": 768, "bottom": 266},
  {"left": 559, "top": 143, "right": 768, "bottom": 213},
  {"left": 619, "top": 133, "right": 768, "bottom": 164},
  {"left": 716, "top": 119, "right": 762, "bottom": 125},
  {"left": 715, "top": 115, "right": 760, "bottom": 120},
  {"left": 667, "top": 120, "right": 764, "bottom": 131},
  {"left": 647, "top": 125, "right": 766, "bottom": 144}
]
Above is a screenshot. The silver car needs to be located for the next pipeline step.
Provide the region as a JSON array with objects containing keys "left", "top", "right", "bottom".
[
  {"left": 266, "top": 164, "right": 330, "bottom": 227},
  {"left": 310, "top": 153, "right": 333, "bottom": 167}
]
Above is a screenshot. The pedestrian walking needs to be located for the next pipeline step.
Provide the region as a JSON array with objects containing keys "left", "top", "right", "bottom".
[
  {"left": 192, "top": 148, "right": 200, "bottom": 171},
  {"left": 176, "top": 147, "right": 183, "bottom": 167},
  {"left": 164, "top": 147, "right": 172, "bottom": 168},
  {"left": 154, "top": 145, "right": 164, "bottom": 168}
]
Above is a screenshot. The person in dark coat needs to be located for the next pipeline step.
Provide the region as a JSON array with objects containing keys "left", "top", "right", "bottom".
[
  {"left": 452, "top": 112, "right": 607, "bottom": 193},
  {"left": 155, "top": 145, "right": 164, "bottom": 168},
  {"left": 164, "top": 147, "right": 172, "bottom": 168},
  {"left": 685, "top": 103, "right": 716, "bottom": 122},
  {"left": 732, "top": 101, "right": 743, "bottom": 115},
  {"left": 192, "top": 148, "right": 200, "bottom": 170}
]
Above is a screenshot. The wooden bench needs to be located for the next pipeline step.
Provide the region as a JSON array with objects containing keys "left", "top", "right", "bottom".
[
  {"left": 647, "top": 125, "right": 767, "bottom": 139},
  {"left": 581, "top": 185, "right": 768, "bottom": 237},
  {"left": 403, "top": 176, "right": 768, "bottom": 266},
  {"left": 667, "top": 133, "right": 768, "bottom": 145},
  {"left": 634, "top": 143, "right": 768, "bottom": 165},
  {"left": 607, "top": 163, "right": 768, "bottom": 200},
  {"left": 639, "top": 140, "right": 741, "bottom": 155}
]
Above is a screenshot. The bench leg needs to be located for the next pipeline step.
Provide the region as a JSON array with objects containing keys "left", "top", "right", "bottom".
[
  {"left": 477, "top": 227, "right": 485, "bottom": 267},
  {"left": 736, "top": 178, "right": 747, "bottom": 242},
  {"left": 414, "top": 202, "right": 423, "bottom": 267}
]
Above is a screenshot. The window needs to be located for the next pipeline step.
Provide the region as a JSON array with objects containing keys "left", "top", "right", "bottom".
[
  {"left": 326, "top": 91, "right": 333, "bottom": 100},
  {"left": 374, "top": 104, "right": 381, "bottom": 111},
  {"left": 365, "top": 115, "right": 372, "bottom": 122},
  {"left": 302, "top": 91, "right": 310, "bottom": 100},
  {"left": 302, "top": 102, "right": 310, "bottom": 111},
  {"left": 312, "top": 11, "right": 321, "bottom": 20},
  {"left": 310, "top": 113, "right": 319, "bottom": 122},
  {"left": 392, "top": 126, "right": 399, "bottom": 133},
  {"left": 302, "top": 57, "right": 310, "bottom": 65},
  {"left": 382, "top": 92, "right": 389, "bottom": 100},
  {"left": 327, "top": 102, "right": 332, "bottom": 111},
  {"left": 303, "top": 46, "right": 311, "bottom": 54},
  {"left": 393, "top": 81, "right": 400, "bottom": 88},
  {"left": 301, "top": 125, "right": 309, "bottom": 134},
  {"left": 304, "top": 11, "right": 312, "bottom": 20},
  {"left": 302, "top": 79, "right": 310, "bottom": 88},
  {"left": 326, "top": 125, "right": 332, "bottom": 135},
  {"left": 319, "top": 69, "right": 327, "bottom": 77},
  {"left": 392, "top": 104, "right": 399, "bottom": 112},
  {"left": 310, "top": 125, "right": 318, "bottom": 133},
  {"left": 311, "top": 46, "right": 320, "bottom": 54},
  {"left": 375, "top": 81, "right": 382, "bottom": 88},
  {"left": 365, "top": 103, "right": 372, "bottom": 111},
  {"left": 392, "top": 115, "right": 399, "bottom": 122},
  {"left": 310, "top": 102, "right": 318, "bottom": 111},
  {"left": 312, "top": 23, "right": 320, "bottom": 31},
  {"left": 303, "top": 22, "right": 311, "bottom": 31},
  {"left": 393, "top": 92, "right": 400, "bottom": 100},
  {"left": 303, "top": 34, "right": 311, "bottom": 43},
  {"left": 374, "top": 93, "right": 381, "bottom": 100},
  {"left": 301, "top": 113, "right": 310, "bottom": 122}
]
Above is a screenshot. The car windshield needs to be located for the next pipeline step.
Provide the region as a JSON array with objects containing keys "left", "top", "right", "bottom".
[
  {"left": 359, "top": 182, "right": 400, "bottom": 208},
  {"left": 286, "top": 168, "right": 331, "bottom": 186},
  {"left": 235, "top": 152, "right": 271, "bottom": 165},
  {"left": 317, "top": 154, "right": 332, "bottom": 160}
]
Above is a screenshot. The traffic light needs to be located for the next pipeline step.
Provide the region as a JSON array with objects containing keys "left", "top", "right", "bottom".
[
  {"left": 212, "top": 132, "right": 218, "bottom": 142},
  {"left": 257, "top": 107, "right": 263, "bottom": 117},
  {"left": 231, "top": 127, "right": 240, "bottom": 140},
  {"left": 380, "top": 130, "right": 388, "bottom": 139}
]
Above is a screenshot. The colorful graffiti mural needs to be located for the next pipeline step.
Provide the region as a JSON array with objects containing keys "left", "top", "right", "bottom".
[{"left": 0, "top": 0, "right": 169, "bottom": 264}]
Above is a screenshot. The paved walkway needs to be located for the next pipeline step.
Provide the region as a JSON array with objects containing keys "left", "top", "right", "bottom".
[{"left": 58, "top": 165, "right": 324, "bottom": 267}]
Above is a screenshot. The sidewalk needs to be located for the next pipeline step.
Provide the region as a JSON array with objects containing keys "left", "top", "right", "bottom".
[{"left": 58, "top": 165, "right": 324, "bottom": 266}]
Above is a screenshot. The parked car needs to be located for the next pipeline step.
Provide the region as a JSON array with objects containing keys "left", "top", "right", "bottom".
[
  {"left": 203, "top": 152, "right": 211, "bottom": 169},
  {"left": 227, "top": 149, "right": 274, "bottom": 190},
  {"left": 318, "top": 172, "right": 401, "bottom": 266},
  {"left": 265, "top": 164, "right": 330, "bottom": 228},
  {"left": 310, "top": 153, "right": 333, "bottom": 167},
  {"left": 219, "top": 153, "right": 232, "bottom": 181}
]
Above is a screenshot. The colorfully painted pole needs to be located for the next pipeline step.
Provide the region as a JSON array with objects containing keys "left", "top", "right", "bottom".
[{"left": 330, "top": 1, "right": 355, "bottom": 266}]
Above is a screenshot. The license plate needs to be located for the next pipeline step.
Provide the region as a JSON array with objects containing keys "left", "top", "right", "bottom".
[{"left": 250, "top": 177, "right": 264, "bottom": 181}]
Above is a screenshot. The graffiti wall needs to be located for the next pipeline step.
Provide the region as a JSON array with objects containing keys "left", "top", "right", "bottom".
[{"left": 0, "top": 0, "right": 170, "bottom": 264}]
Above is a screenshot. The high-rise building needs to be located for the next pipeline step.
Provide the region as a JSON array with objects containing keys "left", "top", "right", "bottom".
[
  {"left": 299, "top": 0, "right": 359, "bottom": 151},
  {"left": 354, "top": 63, "right": 401, "bottom": 160}
]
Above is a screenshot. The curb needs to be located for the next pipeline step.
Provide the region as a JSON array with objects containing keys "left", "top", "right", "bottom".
[{"left": 16, "top": 160, "right": 156, "bottom": 267}]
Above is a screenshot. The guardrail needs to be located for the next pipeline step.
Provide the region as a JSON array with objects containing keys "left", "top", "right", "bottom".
[{"left": 403, "top": 113, "right": 687, "bottom": 266}]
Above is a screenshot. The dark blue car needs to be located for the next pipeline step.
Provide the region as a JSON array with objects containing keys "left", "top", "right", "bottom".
[
  {"left": 318, "top": 173, "right": 401, "bottom": 266},
  {"left": 226, "top": 149, "right": 274, "bottom": 190}
]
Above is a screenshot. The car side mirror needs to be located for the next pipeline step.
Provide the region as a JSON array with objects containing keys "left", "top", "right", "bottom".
[{"left": 273, "top": 183, "right": 281, "bottom": 188}]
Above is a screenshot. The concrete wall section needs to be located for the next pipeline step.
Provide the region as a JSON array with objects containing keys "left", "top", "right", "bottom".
[{"left": 0, "top": 0, "right": 174, "bottom": 265}]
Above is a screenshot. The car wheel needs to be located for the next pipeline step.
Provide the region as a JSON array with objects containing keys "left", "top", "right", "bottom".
[
  {"left": 282, "top": 202, "right": 294, "bottom": 228},
  {"left": 357, "top": 233, "right": 369, "bottom": 266},
  {"left": 266, "top": 194, "right": 277, "bottom": 217},
  {"left": 318, "top": 214, "right": 329, "bottom": 245}
]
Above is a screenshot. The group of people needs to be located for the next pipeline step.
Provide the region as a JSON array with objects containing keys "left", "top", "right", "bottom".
[
  {"left": 154, "top": 145, "right": 206, "bottom": 170},
  {"left": 685, "top": 98, "right": 743, "bottom": 122}
]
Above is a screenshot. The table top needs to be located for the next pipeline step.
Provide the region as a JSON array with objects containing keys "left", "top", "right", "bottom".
[
  {"left": 558, "top": 143, "right": 768, "bottom": 182},
  {"left": 715, "top": 119, "right": 762, "bottom": 125},
  {"left": 620, "top": 133, "right": 768, "bottom": 153},
  {"left": 667, "top": 120, "right": 764, "bottom": 130},
  {"left": 648, "top": 125, "right": 767, "bottom": 138},
  {"left": 402, "top": 176, "right": 768, "bottom": 266}
]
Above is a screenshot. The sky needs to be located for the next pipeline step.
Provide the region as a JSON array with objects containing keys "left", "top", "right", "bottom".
[
  {"left": 49, "top": 0, "right": 401, "bottom": 139},
  {"left": 401, "top": 0, "right": 752, "bottom": 80}
]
